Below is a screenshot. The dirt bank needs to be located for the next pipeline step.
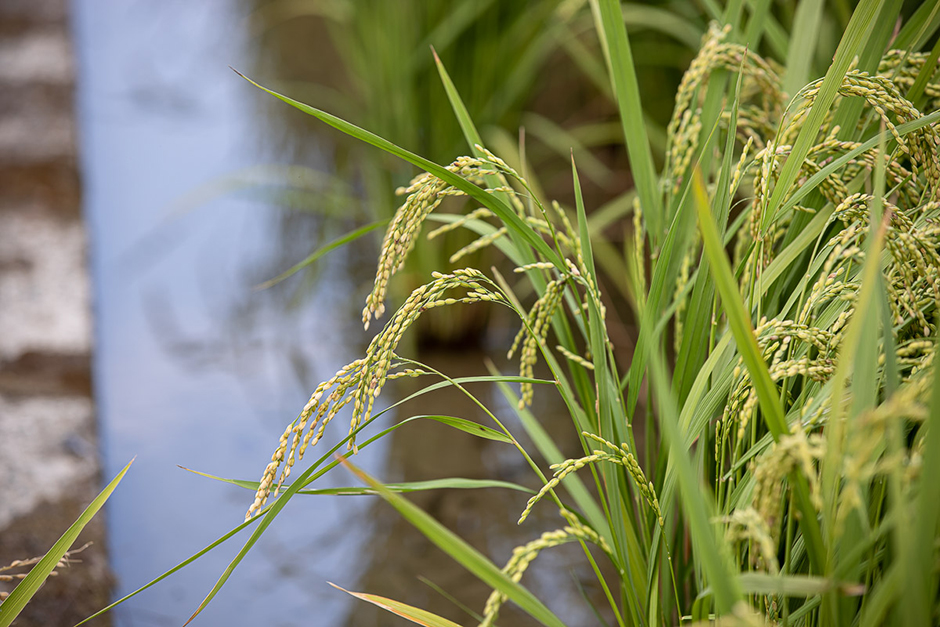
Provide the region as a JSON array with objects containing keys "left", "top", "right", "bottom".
[{"left": 0, "top": 0, "right": 111, "bottom": 624}]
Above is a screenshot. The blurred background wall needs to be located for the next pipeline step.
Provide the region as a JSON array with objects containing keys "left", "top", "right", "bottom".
[{"left": 0, "top": 0, "right": 111, "bottom": 624}]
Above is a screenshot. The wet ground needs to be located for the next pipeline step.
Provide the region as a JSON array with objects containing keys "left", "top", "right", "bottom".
[{"left": 0, "top": 0, "right": 111, "bottom": 624}]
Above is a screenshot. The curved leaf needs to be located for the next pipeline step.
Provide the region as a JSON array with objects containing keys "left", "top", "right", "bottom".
[
  {"left": 330, "top": 583, "right": 464, "bottom": 627},
  {"left": 0, "top": 459, "right": 133, "bottom": 627},
  {"left": 340, "top": 458, "right": 567, "bottom": 627}
]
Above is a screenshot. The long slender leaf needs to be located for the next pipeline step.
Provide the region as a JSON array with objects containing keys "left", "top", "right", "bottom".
[
  {"left": 255, "top": 219, "right": 388, "bottom": 289},
  {"left": 340, "top": 458, "right": 568, "bottom": 627},
  {"left": 622, "top": 4, "right": 703, "bottom": 49},
  {"left": 899, "top": 328, "right": 940, "bottom": 625},
  {"left": 235, "top": 70, "right": 564, "bottom": 270},
  {"left": 330, "top": 584, "right": 464, "bottom": 627},
  {"left": 732, "top": 573, "right": 863, "bottom": 597},
  {"left": 431, "top": 47, "right": 486, "bottom": 154},
  {"left": 0, "top": 459, "right": 133, "bottom": 627},
  {"left": 593, "top": 0, "right": 663, "bottom": 242},
  {"left": 784, "top": 0, "right": 825, "bottom": 95},
  {"left": 626, "top": 126, "right": 708, "bottom": 415},
  {"left": 762, "top": 0, "right": 885, "bottom": 232},
  {"left": 179, "top": 467, "right": 533, "bottom": 496},
  {"left": 893, "top": 0, "right": 940, "bottom": 50},
  {"left": 646, "top": 325, "right": 742, "bottom": 614},
  {"left": 693, "top": 169, "right": 826, "bottom": 574},
  {"left": 674, "top": 56, "right": 744, "bottom": 403},
  {"left": 573, "top": 155, "right": 646, "bottom": 624}
]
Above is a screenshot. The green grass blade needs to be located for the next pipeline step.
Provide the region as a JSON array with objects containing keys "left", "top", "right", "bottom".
[
  {"left": 762, "top": 0, "right": 885, "bottom": 233},
  {"left": 693, "top": 170, "right": 826, "bottom": 573},
  {"left": 572, "top": 156, "right": 597, "bottom": 284},
  {"left": 907, "top": 29, "right": 940, "bottom": 105},
  {"left": 573, "top": 155, "right": 647, "bottom": 623},
  {"left": 625, "top": 140, "right": 701, "bottom": 414},
  {"left": 340, "top": 458, "right": 568, "bottom": 627},
  {"left": 760, "top": 9, "right": 789, "bottom": 60},
  {"left": 621, "top": 4, "right": 704, "bottom": 49},
  {"left": 414, "top": 0, "right": 497, "bottom": 67},
  {"left": 410, "top": 414, "right": 514, "bottom": 442},
  {"left": 824, "top": 0, "right": 899, "bottom": 146},
  {"left": 431, "top": 46, "right": 485, "bottom": 151},
  {"left": 300, "top": 478, "right": 535, "bottom": 496},
  {"left": 254, "top": 219, "right": 388, "bottom": 289},
  {"left": 723, "top": 0, "right": 746, "bottom": 39},
  {"left": 733, "top": 573, "right": 863, "bottom": 597},
  {"left": 0, "top": 459, "right": 133, "bottom": 627},
  {"left": 646, "top": 336, "right": 742, "bottom": 614},
  {"left": 859, "top": 564, "right": 901, "bottom": 627},
  {"left": 76, "top": 508, "right": 264, "bottom": 626},
  {"left": 784, "top": 0, "right": 825, "bottom": 95},
  {"left": 899, "top": 337, "right": 940, "bottom": 625},
  {"left": 893, "top": 0, "right": 940, "bottom": 50},
  {"left": 179, "top": 467, "right": 533, "bottom": 496},
  {"left": 593, "top": 0, "right": 663, "bottom": 242},
  {"left": 235, "top": 70, "right": 563, "bottom": 269},
  {"left": 329, "top": 583, "right": 464, "bottom": 627},
  {"left": 674, "top": 58, "right": 743, "bottom": 403},
  {"left": 418, "top": 575, "right": 484, "bottom": 624},
  {"left": 390, "top": 375, "right": 555, "bottom": 398},
  {"left": 743, "top": 0, "right": 772, "bottom": 51}
]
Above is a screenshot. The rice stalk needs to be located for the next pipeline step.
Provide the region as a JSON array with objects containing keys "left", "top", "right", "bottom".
[{"left": 243, "top": 6, "right": 940, "bottom": 624}]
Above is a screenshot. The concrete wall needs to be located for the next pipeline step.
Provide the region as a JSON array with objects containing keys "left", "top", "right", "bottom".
[{"left": 0, "top": 0, "right": 111, "bottom": 623}]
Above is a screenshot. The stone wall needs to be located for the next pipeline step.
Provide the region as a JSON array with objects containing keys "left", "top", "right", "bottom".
[{"left": 0, "top": 0, "right": 111, "bottom": 624}]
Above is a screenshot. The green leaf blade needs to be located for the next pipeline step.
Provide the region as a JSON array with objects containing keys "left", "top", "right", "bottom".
[
  {"left": 330, "top": 583, "right": 464, "bottom": 627},
  {"left": 340, "top": 458, "right": 568, "bottom": 627},
  {"left": 0, "top": 459, "right": 134, "bottom": 627},
  {"left": 593, "top": 0, "right": 663, "bottom": 242}
]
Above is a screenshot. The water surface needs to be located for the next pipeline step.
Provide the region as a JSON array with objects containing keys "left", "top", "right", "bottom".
[{"left": 74, "top": 2, "right": 603, "bottom": 625}]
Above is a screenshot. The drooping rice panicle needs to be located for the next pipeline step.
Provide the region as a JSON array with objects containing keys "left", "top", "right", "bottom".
[
  {"left": 248, "top": 268, "right": 509, "bottom": 518},
  {"left": 508, "top": 278, "right": 565, "bottom": 409},
  {"left": 478, "top": 509, "right": 609, "bottom": 627},
  {"left": 362, "top": 156, "right": 498, "bottom": 330},
  {"left": 555, "top": 344, "right": 594, "bottom": 370},
  {"left": 426, "top": 207, "right": 494, "bottom": 240}
]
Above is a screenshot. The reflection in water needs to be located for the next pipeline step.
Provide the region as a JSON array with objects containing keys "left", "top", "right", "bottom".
[
  {"left": 76, "top": 1, "right": 610, "bottom": 625},
  {"left": 75, "top": 1, "right": 376, "bottom": 625}
]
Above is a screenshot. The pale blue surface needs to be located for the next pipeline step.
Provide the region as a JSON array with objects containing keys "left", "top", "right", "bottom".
[{"left": 72, "top": 2, "right": 381, "bottom": 624}]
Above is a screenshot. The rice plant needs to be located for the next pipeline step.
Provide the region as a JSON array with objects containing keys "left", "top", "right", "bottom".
[
  {"left": 248, "top": 0, "right": 717, "bottom": 345},
  {"left": 87, "top": 1, "right": 940, "bottom": 625},
  {"left": 249, "top": 0, "right": 607, "bottom": 345}
]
